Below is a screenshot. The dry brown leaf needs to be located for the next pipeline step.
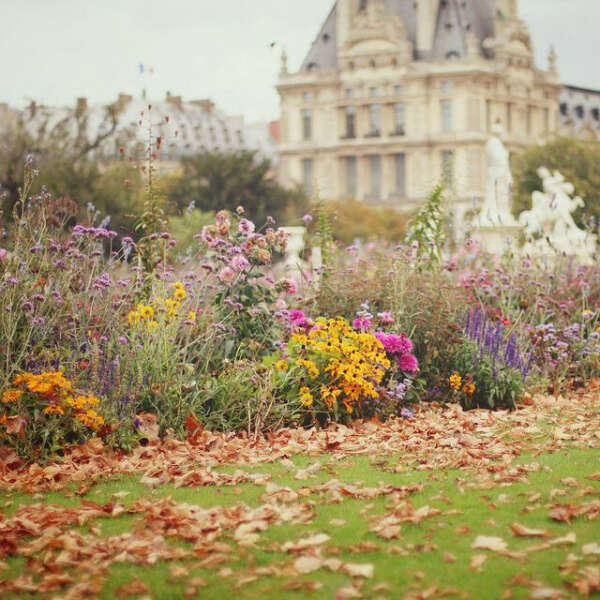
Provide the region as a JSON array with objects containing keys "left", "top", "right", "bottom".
[
  {"left": 115, "top": 578, "right": 150, "bottom": 597},
  {"left": 335, "top": 585, "right": 363, "bottom": 599},
  {"left": 281, "top": 533, "right": 330, "bottom": 552},
  {"left": 582, "top": 542, "right": 600, "bottom": 556},
  {"left": 510, "top": 522, "right": 552, "bottom": 538},
  {"left": 443, "top": 552, "right": 457, "bottom": 563}
]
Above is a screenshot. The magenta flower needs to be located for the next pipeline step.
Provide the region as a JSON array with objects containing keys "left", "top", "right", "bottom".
[
  {"left": 352, "top": 316, "right": 371, "bottom": 331},
  {"left": 289, "top": 309, "right": 309, "bottom": 328},
  {"left": 397, "top": 354, "right": 418, "bottom": 373},
  {"left": 377, "top": 311, "right": 395, "bottom": 325},
  {"left": 0, "top": 248, "right": 7, "bottom": 260}
]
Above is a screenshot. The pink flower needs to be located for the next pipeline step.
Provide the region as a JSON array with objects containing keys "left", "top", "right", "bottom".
[
  {"left": 374, "top": 332, "right": 413, "bottom": 355},
  {"left": 352, "top": 316, "right": 371, "bottom": 331},
  {"left": 397, "top": 354, "right": 418, "bottom": 373},
  {"left": 0, "top": 248, "right": 7, "bottom": 260},
  {"left": 239, "top": 218, "right": 255, "bottom": 235},
  {"left": 377, "top": 311, "right": 395, "bottom": 325},
  {"left": 217, "top": 266, "right": 236, "bottom": 284},
  {"left": 279, "top": 279, "right": 298, "bottom": 295},
  {"left": 230, "top": 254, "right": 250, "bottom": 271}
]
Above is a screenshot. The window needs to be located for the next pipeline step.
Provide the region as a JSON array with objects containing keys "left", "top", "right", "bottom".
[
  {"left": 441, "top": 80, "right": 453, "bottom": 92},
  {"left": 441, "top": 150, "right": 454, "bottom": 186},
  {"left": 506, "top": 102, "right": 512, "bottom": 133},
  {"left": 395, "top": 153, "right": 406, "bottom": 197},
  {"left": 369, "top": 87, "right": 380, "bottom": 97},
  {"left": 394, "top": 102, "right": 405, "bottom": 135},
  {"left": 345, "top": 88, "right": 354, "bottom": 99},
  {"left": 345, "top": 106, "right": 356, "bottom": 138},
  {"left": 441, "top": 99, "right": 453, "bottom": 132},
  {"left": 301, "top": 109, "right": 312, "bottom": 140},
  {"left": 369, "top": 155, "right": 381, "bottom": 199},
  {"left": 345, "top": 156, "right": 357, "bottom": 197},
  {"left": 302, "top": 91, "right": 313, "bottom": 102},
  {"left": 359, "top": 0, "right": 368, "bottom": 10},
  {"left": 368, "top": 104, "right": 381, "bottom": 136},
  {"left": 394, "top": 85, "right": 404, "bottom": 96},
  {"left": 302, "top": 159, "right": 313, "bottom": 196}
]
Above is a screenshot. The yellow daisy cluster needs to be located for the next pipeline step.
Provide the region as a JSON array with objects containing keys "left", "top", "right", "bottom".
[
  {"left": 299, "top": 386, "right": 314, "bottom": 406},
  {"left": 13, "top": 371, "right": 72, "bottom": 399},
  {"left": 2, "top": 389, "right": 23, "bottom": 404},
  {"left": 449, "top": 372, "right": 462, "bottom": 391},
  {"left": 2, "top": 371, "right": 106, "bottom": 432},
  {"left": 75, "top": 409, "right": 105, "bottom": 431},
  {"left": 130, "top": 282, "right": 190, "bottom": 328},
  {"left": 127, "top": 303, "right": 157, "bottom": 329},
  {"left": 449, "top": 372, "right": 476, "bottom": 396},
  {"left": 281, "top": 317, "right": 390, "bottom": 413}
]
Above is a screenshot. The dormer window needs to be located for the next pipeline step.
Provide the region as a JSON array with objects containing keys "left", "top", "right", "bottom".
[
  {"left": 575, "top": 105, "right": 585, "bottom": 119},
  {"left": 592, "top": 108, "right": 599, "bottom": 121},
  {"left": 559, "top": 102, "right": 568, "bottom": 116}
]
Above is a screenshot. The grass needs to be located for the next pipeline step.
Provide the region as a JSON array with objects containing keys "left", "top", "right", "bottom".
[{"left": 1, "top": 445, "right": 599, "bottom": 599}]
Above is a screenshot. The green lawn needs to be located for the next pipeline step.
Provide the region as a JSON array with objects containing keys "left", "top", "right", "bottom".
[{"left": 1, "top": 398, "right": 599, "bottom": 599}]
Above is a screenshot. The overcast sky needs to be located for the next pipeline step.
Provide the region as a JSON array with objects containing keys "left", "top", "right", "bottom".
[{"left": 1, "top": 0, "right": 598, "bottom": 123}]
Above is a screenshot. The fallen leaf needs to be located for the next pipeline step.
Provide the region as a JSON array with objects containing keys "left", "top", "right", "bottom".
[
  {"left": 115, "top": 578, "right": 150, "bottom": 597},
  {"left": 582, "top": 542, "right": 600, "bottom": 556},
  {"left": 472, "top": 536, "right": 508, "bottom": 552},
  {"left": 294, "top": 556, "right": 323, "bottom": 574},
  {"left": 342, "top": 563, "right": 374, "bottom": 578},
  {"left": 510, "top": 522, "right": 552, "bottom": 538},
  {"left": 470, "top": 554, "right": 487, "bottom": 571}
]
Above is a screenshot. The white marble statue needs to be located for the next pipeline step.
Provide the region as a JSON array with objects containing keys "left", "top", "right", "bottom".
[
  {"left": 519, "top": 167, "right": 596, "bottom": 261},
  {"left": 478, "top": 123, "right": 517, "bottom": 227},
  {"left": 280, "top": 226, "right": 307, "bottom": 275}
]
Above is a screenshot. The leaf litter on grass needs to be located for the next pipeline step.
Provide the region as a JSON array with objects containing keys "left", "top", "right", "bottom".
[{"left": 0, "top": 391, "right": 598, "bottom": 599}]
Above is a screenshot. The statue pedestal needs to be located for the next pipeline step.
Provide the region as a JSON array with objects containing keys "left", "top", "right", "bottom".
[{"left": 471, "top": 225, "right": 522, "bottom": 255}]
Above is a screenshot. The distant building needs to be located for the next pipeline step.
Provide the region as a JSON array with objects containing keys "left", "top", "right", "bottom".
[
  {"left": 10, "top": 93, "right": 278, "bottom": 167},
  {"left": 277, "top": 0, "right": 598, "bottom": 215}
]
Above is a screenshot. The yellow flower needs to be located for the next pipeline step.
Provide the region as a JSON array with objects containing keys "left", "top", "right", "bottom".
[
  {"left": 137, "top": 304, "right": 155, "bottom": 319},
  {"left": 127, "top": 311, "right": 141, "bottom": 324},
  {"left": 2, "top": 389, "right": 23, "bottom": 404},
  {"left": 299, "top": 386, "right": 314, "bottom": 407},
  {"left": 147, "top": 320, "right": 159, "bottom": 331},
  {"left": 76, "top": 409, "right": 104, "bottom": 431},
  {"left": 187, "top": 311, "right": 196, "bottom": 322},
  {"left": 173, "top": 288, "right": 187, "bottom": 301},
  {"left": 449, "top": 372, "right": 462, "bottom": 391},
  {"left": 44, "top": 405, "right": 65, "bottom": 416},
  {"left": 275, "top": 360, "right": 289, "bottom": 371},
  {"left": 173, "top": 281, "right": 185, "bottom": 290}
]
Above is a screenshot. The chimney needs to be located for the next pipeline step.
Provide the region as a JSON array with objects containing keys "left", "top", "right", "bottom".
[
  {"left": 416, "top": 0, "right": 440, "bottom": 56},
  {"left": 166, "top": 93, "right": 183, "bottom": 107},
  {"left": 190, "top": 99, "right": 214, "bottom": 113},
  {"left": 116, "top": 93, "right": 132, "bottom": 111},
  {"left": 29, "top": 100, "right": 37, "bottom": 118},
  {"left": 75, "top": 97, "right": 87, "bottom": 117},
  {"left": 336, "top": 0, "right": 353, "bottom": 51}
]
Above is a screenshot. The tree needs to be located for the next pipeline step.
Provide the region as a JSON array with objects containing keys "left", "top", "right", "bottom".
[
  {"left": 167, "top": 151, "right": 308, "bottom": 226},
  {"left": 512, "top": 137, "right": 600, "bottom": 227}
]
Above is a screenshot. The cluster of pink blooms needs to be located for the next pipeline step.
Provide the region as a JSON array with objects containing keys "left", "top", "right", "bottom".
[
  {"left": 197, "top": 209, "right": 288, "bottom": 286},
  {"left": 374, "top": 331, "right": 419, "bottom": 374}
]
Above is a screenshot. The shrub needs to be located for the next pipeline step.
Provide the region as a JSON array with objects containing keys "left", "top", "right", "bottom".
[{"left": 0, "top": 371, "right": 111, "bottom": 460}]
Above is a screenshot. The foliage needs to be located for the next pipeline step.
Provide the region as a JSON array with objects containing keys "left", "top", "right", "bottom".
[
  {"left": 167, "top": 150, "right": 308, "bottom": 226},
  {"left": 323, "top": 199, "right": 408, "bottom": 245},
  {"left": 405, "top": 185, "right": 446, "bottom": 267},
  {"left": 512, "top": 137, "right": 600, "bottom": 226},
  {"left": 167, "top": 208, "right": 215, "bottom": 256}
]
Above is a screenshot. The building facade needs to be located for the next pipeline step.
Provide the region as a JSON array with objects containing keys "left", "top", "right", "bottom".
[{"left": 277, "top": 0, "right": 572, "bottom": 212}]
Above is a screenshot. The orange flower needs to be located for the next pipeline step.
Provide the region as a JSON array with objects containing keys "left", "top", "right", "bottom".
[
  {"left": 44, "top": 405, "right": 65, "bottom": 416},
  {"left": 2, "top": 389, "right": 23, "bottom": 404}
]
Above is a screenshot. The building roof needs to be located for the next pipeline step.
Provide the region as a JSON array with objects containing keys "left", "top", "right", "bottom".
[
  {"left": 17, "top": 95, "right": 277, "bottom": 161},
  {"left": 299, "top": 0, "right": 495, "bottom": 71}
]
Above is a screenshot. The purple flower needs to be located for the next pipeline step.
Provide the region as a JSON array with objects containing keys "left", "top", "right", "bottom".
[
  {"left": 230, "top": 254, "right": 250, "bottom": 272},
  {"left": 400, "top": 407, "right": 414, "bottom": 419},
  {"left": 32, "top": 294, "right": 45, "bottom": 303},
  {"left": 22, "top": 301, "right": 34, "bottom": 312},
  {"left": 32, "top": 316, "right": 45, "bottom": 326},
  {"left": 118, "top": 336, "right": 128, "bottom": 345},
  {"left": 302, "top": 214, "right": 313, "bottom": 224}
]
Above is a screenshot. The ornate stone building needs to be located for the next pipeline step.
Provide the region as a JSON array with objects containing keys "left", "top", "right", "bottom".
[{"left": 276, "top": 0, "right": 583, "bottom": 213}]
